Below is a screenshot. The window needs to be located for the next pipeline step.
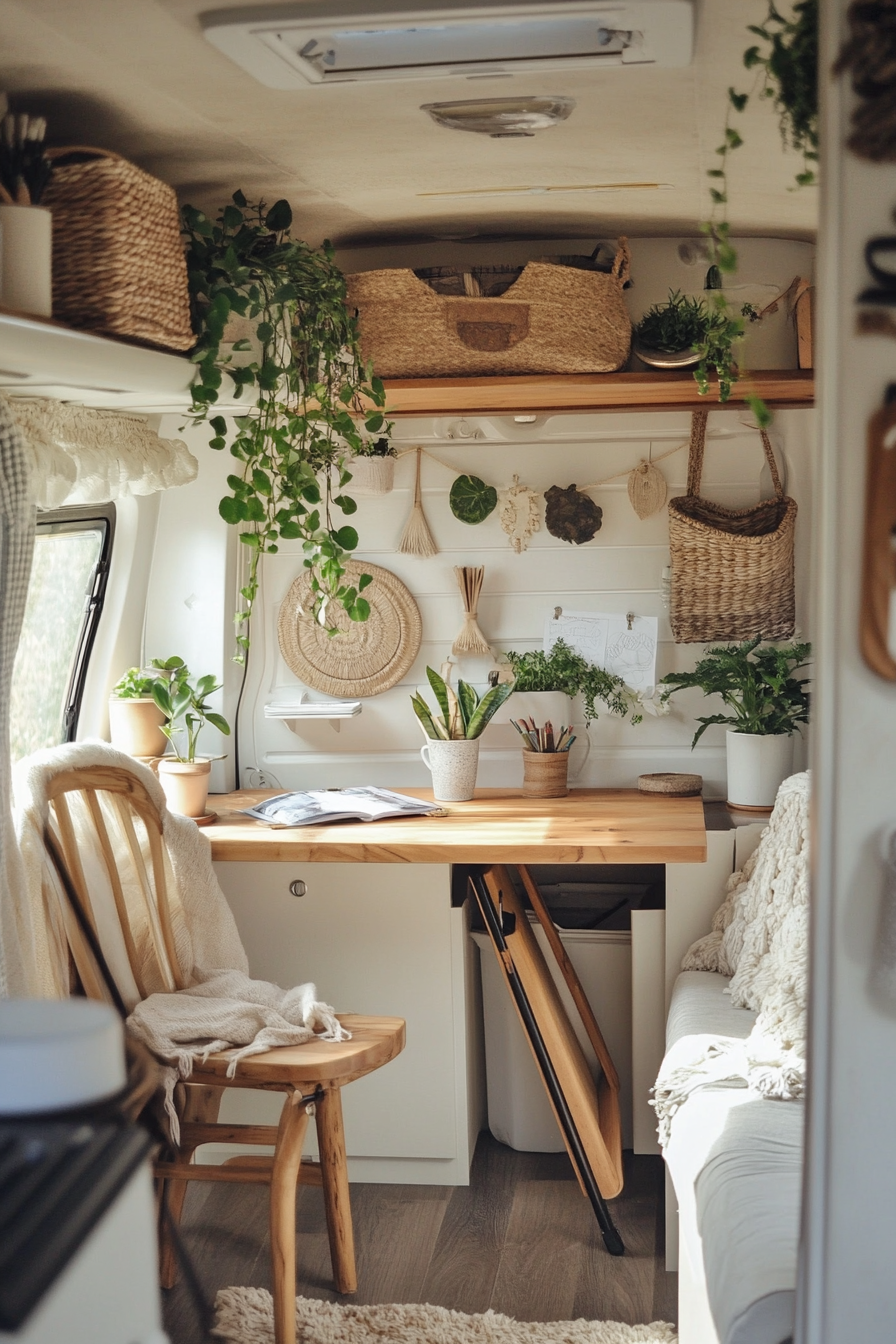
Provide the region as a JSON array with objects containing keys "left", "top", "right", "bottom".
[{"left": 9, "top": 506, "right": 115, "bottom": 762}]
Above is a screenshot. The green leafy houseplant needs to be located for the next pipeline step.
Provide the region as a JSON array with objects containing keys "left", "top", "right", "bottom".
[
  {"left": 112, "top": 667, "right": 158, "bottom": 699},
  {"left": 660, "top": 636, "right": 811, "bottom": 746},
  {"left": 411, "top": 667, "right": 513, "bottom": 740},
  {"left": 182, "top": 193, "right": 390, "bottom": 654},
  {"left": 503, "top": 640, "right": 643, "bottom": 728},
  {"left": 351, "top": 436, "right": 395, "bottom": 459},
  {"left": 147, "top": 656, "right": 231, "bottom": 762},
  {"left": 634, "top": 290, "right": 758, "bottom": 398},
  {"left": 635, "top": 291, "right": 712, "bottom": 355}
]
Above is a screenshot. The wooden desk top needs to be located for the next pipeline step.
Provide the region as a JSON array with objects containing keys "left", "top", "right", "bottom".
[{"left": 206, "top": 788, "right": 707, "bottom": 866}]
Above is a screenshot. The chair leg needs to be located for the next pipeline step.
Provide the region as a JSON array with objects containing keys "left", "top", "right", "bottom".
[
  {"left": 159, "top": 1084, "right": 223, "bottom": 1289},
  {"left": 315, "top": 1086, "right": 357, "bottom": 1295},
  {"left": 270, "top": 1092, "right": 311, "bottom": 1344}
]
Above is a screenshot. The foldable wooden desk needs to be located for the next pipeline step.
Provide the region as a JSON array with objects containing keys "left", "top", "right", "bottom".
[{"left": 206, "top": 788, "right": 712, "bottom": 1185}]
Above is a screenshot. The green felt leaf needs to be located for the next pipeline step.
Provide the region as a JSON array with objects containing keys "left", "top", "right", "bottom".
[{"left": 449, "top": 475, "right": 498, "bottom": 526}]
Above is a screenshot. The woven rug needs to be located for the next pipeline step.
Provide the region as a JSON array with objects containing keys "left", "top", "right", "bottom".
[{"left": 212, "top": 1289, "right": 676, "bottom": 1344}]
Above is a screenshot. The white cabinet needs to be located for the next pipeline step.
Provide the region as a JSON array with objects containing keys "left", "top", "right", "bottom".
[{"left": 212, "top": 860, "right": 483, "bottom": 1185}]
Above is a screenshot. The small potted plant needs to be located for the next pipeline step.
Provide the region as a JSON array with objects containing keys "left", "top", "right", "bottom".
[
  {"left": 660, "top": 635, "right": 811, "bottom": 809},
  {"left": 108, "top": 667, "right": 169, "bottom": 758},
  {"left": 633, "top": 289, "right": 758, "bottom": 399},
  {"left": 411, "top": 667, "right": 513, "bottom": 801},
  {"left": 150, "top": 657, "right": 231, "bottom": 818},
  {"left": 501, "top": 640, "right": 643, "bottom": 728},
  {"left": 344, "top": 437, "right": 397, "bottom": 496}
]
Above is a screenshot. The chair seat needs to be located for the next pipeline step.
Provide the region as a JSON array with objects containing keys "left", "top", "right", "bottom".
[{"left": 188, "top": 1014, "right": 405, "bottom": 1089}]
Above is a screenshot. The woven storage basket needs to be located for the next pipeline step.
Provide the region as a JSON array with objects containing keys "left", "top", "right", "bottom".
[
  {"left": 668, "top": 409, "right": 797, "bottom": 643},
  {"left": 42, "top": 147, "right": 194, "bottom": 352},
  {"left": 345, "top": 242, "right": 631, "bottom": 377}
]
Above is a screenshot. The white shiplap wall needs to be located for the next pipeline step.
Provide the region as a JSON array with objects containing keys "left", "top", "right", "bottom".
[{"left": 216, "top": 406, "right": 815, "bottom": 800}]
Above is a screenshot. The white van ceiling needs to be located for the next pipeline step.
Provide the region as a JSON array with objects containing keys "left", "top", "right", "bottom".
[{"left": 0, "top": 0, "right": 816, "bottom": 247}]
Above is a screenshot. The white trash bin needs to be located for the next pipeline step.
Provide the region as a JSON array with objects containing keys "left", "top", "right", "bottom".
[{"left": 472, "top": 918, "right": 633, "bottom": 1152}]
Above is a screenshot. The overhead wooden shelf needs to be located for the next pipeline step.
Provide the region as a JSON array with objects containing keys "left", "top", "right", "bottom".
[
  {"left": 376, "top": 369, "right": 814, "bottom": 417},
  {"left": 0, "top": 308, "right": 196, "bottom": 411}
]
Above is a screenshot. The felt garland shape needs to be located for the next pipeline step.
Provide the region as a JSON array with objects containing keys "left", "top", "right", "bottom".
[
  {"left": 544, "top": 484, "right": 603, "bottom": 545},
  {"left": 498, "top": 474, "right": 542, "bottom": 552},
  {"left": 450, "top": 473, "right": 498, "bottom": 525},
  {"left": 397, "top": 446, "right": 438, "bottom": 557},
  {"left": 452, "top": 565, "right": 492, "bottom": 655},
  {"left": 627, "top": 459, "right": 667, "bottom": 519}
]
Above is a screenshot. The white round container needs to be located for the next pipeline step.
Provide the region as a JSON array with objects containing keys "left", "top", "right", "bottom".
[
  {"left": 0, "top": 204, "right": 53, "bottom": 317},
  {"left": 726, "top": 731, "right": 794, "bottom": 810},
  {"left": 420, "top": 737, "right": 480, "bottom": 802},
  {"left": 0, "top": 999, "right": 126, "bottom": 1115}
]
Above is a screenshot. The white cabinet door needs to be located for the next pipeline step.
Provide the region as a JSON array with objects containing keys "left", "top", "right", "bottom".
[{"left": 213, "top": 861, "right": 467, "bottom": 1171}]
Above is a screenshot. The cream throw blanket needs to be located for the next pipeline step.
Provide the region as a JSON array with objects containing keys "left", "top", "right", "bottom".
[
  {"left": 652, "top": 770, "right": 809, "bottom": 1146},
  {"left": 13, "top": 742, "right": 349, "bottom": 1136}
]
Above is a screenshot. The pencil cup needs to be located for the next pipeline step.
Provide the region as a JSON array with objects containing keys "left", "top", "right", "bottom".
[
  {"left": 420, "top": 738, "right": 480, "bottom": 802},
  {"left": 521, "top": 750, "right": 569, "bottom": 798}
]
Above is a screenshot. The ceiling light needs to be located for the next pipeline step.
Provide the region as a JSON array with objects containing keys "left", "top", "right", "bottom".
[{"left": 422, "top": 95, "right": 575, "bottom": 136}]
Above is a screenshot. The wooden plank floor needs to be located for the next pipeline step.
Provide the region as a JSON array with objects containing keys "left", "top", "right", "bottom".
[{"left": 162, "top": 1136, "right": 677, "bottom": 1342}]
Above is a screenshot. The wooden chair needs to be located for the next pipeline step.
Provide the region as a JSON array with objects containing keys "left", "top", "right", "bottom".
[{"left": 38, "top": 762, "right": 405, "bottom": 1344}]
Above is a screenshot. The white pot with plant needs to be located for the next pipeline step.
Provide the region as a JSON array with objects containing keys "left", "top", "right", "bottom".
[
  {"left": 660, "top": 636, "right": 811, "bottom": 810},
  {"left": 150, "top": 657, "right": 231, "bottom": 819},
  {"left": 411, "top": 667, "right": 513, "bottom": 802},
  {"left": 108, "top": 668, "right": 169, "bottom": 758},
  {"left": 344, "top": 437, "right": 396, "bottom": 496}
]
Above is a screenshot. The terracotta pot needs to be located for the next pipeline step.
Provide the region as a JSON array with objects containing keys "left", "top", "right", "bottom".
[
  {"left": 108, "top": 697, "right": 167, "bottom": 757},
  {"left": 726, "top": 731, "right": 794, "bottom": 810},
  {"left": 157, "top": 758, "right": 212, "bottom": 818},
  {"left": 521, "top": 750, "right": 570, "bottom": 798}
]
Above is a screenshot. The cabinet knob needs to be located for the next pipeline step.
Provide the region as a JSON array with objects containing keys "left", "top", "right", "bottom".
[{"left": 289, "top": 879, "right": 307, "bottom": 899}]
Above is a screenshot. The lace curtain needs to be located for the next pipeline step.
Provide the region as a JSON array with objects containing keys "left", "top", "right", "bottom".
[{"left": 4, "top": 395, "right": 198, "bottom": 509}]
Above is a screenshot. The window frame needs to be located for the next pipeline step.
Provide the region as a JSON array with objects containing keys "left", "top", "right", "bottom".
[{"left": 31, "top": 503, "right": 116, "bottom": 743}]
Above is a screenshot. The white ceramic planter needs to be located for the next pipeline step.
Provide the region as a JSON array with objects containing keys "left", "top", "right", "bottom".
[
  {"left": 345, "top": 455, "right": 395, "bottom": 495},
  {"left": 726, "top": 731, "right": 794, "bottom": 810},
  {"left": 420, "top": 738, "right": 480, "bottom": 802},
  {"left": 0, "top": 204, "right": 52, "bottom": 317},
  {"left": 108, "top": 697, "right": 168, "bottom": 758},
  {"left": 157, "top": 758, "right": 212, "bottom": 818}
]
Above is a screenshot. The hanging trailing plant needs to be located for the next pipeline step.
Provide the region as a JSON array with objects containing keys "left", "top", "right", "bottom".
[
  {"left": 698, "top": 0, "right": 818, "bottom": 423},
  {"left": 182, "top": 192, "right": 389, "bottom": 657}
]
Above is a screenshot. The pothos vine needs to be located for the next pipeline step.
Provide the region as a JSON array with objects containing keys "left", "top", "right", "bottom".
[
  {"left": 182, "top": 193, "right": 390, "bottom": 658},
  {"left": 698, "top": 0, "right": 818, "bottom": 425}
]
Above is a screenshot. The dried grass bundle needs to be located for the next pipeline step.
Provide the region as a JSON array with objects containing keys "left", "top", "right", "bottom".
[
  {"left": 398, "top": 446, "right": 437, "bottom": 557},
  {"left": 452, "top": 566, "right": 492, "bottom": 655}
]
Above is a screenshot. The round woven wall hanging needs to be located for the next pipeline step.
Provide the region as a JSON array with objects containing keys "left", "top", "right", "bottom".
[{"left": 277, "top": 560, "right": 422, "bottom": 698}]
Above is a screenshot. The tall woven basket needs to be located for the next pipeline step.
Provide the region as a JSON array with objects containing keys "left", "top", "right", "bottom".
[
  {"left": 43, "top": 147, "right": 194, "bottom": 352},
  {"left": 667, "top": 409, "right": 797, "bottom": 643},
  {"left": 345, "top": 241, "right": 632, "bottom": 377}
]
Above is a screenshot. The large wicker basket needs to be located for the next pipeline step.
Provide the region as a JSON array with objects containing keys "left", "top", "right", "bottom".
[
  {"left": 345, "top": 242, "right": 632, "bottom": 377},
  {"left": 668, "top": 409, "right": 797, "bottom": 643},
  {"left": 43, "top": 147, "right": 194, "bottom": 352}
]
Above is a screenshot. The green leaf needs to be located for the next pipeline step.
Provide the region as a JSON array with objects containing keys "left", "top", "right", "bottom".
[
  {"left": 205, "top": 711, "right": 231, "bottom": 735},
  {"left": 411, "top": 693, "right": 446, "bottom": 740},
  {"left": 457, "top": 679, "right": 479, "bottom": 733},
  {"left": 449, "top": 474, "right": 498, "bottom": 525},
  {"left": 334, "top": 494, "right": 358, "bottom": 515},
  {"left": 219, "top": 496, "right": 244, "bottom": 524},
  {"left": 222, "top": 204, "right": 243, "bottom": 229},
  {"left": 466, "top": 682, "right": 514, "bottom": 738},
  {"left": 426, "top": 666, "right": 451, "bottom": 725},
  {"left": 333, "top": 526, "right": 359, "bottom": 550},
  {"left": 358, "top": 572, "right": 373, "bottom": 591},
  {"left": 265, "top": 199, "right": 293, "bottom": 232},
  {"left": 348, "top": 597, "right": 370, "bottom": 622},
  {"left": 728, "top": 88, "right": 749, "bottom": 112}
]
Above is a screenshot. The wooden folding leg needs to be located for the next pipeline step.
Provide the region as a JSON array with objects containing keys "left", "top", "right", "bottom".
[
  {"left": 159, "top": 1083, "right": 223, "bottom": 1289},
  {"left": 315, "top": 1086, "right": 357, "bottom": 1294},
  {"left": 270, "top": 1092, "right": 311, "bottom": 1344}
]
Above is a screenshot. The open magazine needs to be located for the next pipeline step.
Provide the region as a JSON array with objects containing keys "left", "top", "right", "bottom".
[{"left": 243, "top": 786, "right": 445, "bottom": 828}]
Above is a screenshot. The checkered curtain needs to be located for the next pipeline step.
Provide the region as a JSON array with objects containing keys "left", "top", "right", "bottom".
[{"left": 0, "top": 398, "right": 36, "bottom": 996}]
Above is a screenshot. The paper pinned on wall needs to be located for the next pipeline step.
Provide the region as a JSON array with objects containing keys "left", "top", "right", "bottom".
[{"left": 544, "top": 609, "right": 659, "bottom": 694}]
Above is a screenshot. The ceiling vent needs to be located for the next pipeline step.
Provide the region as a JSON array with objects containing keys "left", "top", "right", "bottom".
[{"left": 201, "top": 1, "right": 695, "bottom": 88}]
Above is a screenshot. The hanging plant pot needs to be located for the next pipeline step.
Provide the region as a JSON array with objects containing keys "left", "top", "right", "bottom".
[
  {"left": 345, "top": 455, "right": 395, "bottom": 496},
  {"left": 450, "top": 474, "right": 498, "bottom": 525}
]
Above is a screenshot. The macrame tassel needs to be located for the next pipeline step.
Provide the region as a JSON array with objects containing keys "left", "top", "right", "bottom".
[
  {"left": 452, "top": 566, "right": 492, "bottom": 655},
  {"left": 398, "top": 446, "right": 438, "bottom": 557}
]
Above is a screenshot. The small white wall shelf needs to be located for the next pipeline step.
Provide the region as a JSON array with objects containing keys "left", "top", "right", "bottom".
[{"left": 265, "top": 696, "right": 362, "bottom": 735}]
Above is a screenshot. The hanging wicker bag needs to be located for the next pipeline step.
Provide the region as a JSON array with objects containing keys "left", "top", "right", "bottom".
[
  {"left": 345, "top": 241, "right": 632, "bottom": 378},
  {"left": 667, "top": 408, "right": 797, "bottom": 643},
  {"left": 42, "top": 147, "right": 194, "bottom": 352}
]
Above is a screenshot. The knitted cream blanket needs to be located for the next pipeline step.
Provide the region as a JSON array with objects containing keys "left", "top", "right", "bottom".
[
  {"left": 652, "top": 770, "right": 809, "bottom": 1146},
  {"left": 13, "top": 742, "right": 349, "bottom": 1136}
]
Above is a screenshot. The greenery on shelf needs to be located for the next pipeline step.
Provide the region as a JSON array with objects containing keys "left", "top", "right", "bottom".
[
  {"left": 411, "top": 666, "right": 513, "bottom": 740},
  {"left": 502, "top": 640, "right": 643, "bottom": 727},
  {"left": 146, "top": 656, "right": 231, "bottom": 762},
  {"left": 112, "top": 667, "right": 159, "bottom": 699},
  {"left": 351, "top": 436, "right": 396, "bottom": 458},
  {"left": 635, "top": 291, "right": 711, "bottom": 354},
  {"left": 634, "top": 290, "right": 758, "bottom": 400},
  {"left": 660, "top": 636, "right": 811, "bottom": 746},
  {"left": 182, "top": 192, "right": 390, "bottom": 655}
]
